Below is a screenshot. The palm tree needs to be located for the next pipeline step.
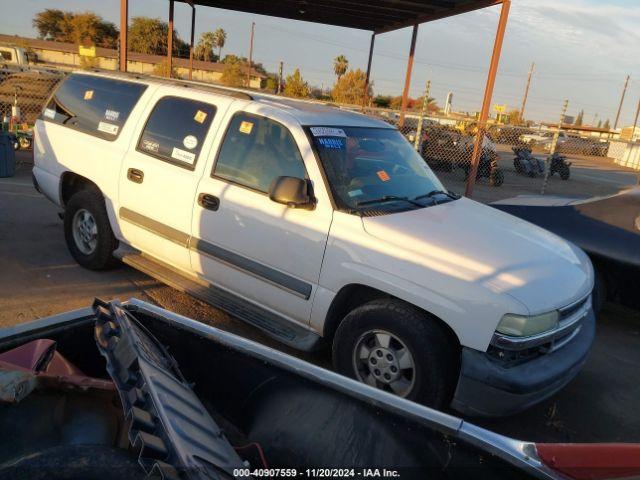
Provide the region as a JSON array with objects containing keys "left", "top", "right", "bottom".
[
  {"left": 333, "top": 55, "right": 349, "bottom": 80},
  {"left": 194, "top": 31, "right": 216, "bottom": 61},
  {"left": 213, "top": 28, "right": 227, "bottom": 61}
]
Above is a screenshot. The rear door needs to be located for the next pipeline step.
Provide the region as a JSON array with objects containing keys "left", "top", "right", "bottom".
[{"left": 118, "top": 89, "right": 234, "bottom": 273}]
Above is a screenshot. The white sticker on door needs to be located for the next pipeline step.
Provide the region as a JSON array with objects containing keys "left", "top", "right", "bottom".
[
  {"left": 310, "top": 127, "right": 346, "bottom": 137},
  {"left": 171, "top": 147, "right": 196, "bottom": 165},
  {"left": 97, "top": 121, "right": 119, "bottom": 135},
  {"left": 183, "top": 135, "right": 198, "bottom": 150}
]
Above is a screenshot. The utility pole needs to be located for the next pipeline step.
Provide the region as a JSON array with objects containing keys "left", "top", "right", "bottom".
[
  {"left": 414, "top": 80, "right": 431, "bottom": 151},
  {"left": 632, "top": 96, "right": 640, "bottom": 141},
  {"left": 613, "top": 74, "right": 630, "bottom": 131},
  {"left": 519, "top": 62, "right": 534, "bottom": 124},
  {"left": 246, "top": 22, "right": 255, "bottom": 88},
  {"left": 541, "top": 99, "right": 569, "bottom": 195},
  {"left": 277, "top": 61, "right": 283, "bottom": 94}
]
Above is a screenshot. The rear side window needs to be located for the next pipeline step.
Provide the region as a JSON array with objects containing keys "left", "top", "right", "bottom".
[
  {"left": 43, "top": 74, "right": 147, "bottom": 141},
  {"left": 137, "top": 96, "right": 216, "bottom": 169},
  {"left": 213, "top": 113, "right": 306, "bottom": 193}
]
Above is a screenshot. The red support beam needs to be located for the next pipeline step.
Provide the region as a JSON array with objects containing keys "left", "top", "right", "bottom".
[
  {"left": 398, "top": 24, "right": 418, "bottom": 128},
  {"left": 119, "top": 0, "right": 128, "bottom": 72},
  {"left": 364, "top": 32, "right": 376, "bottom": 106},
  {"left": 464, "top": 0, "right": 510, "bottom": 197},
  {"left": 167, "top": 0, "right": 174, "bottom": 78},
  {"left": 189, "top": 6, "right": 196, "bottom": 80}
]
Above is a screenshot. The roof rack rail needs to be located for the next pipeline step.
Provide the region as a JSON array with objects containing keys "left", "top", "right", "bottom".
[{"left": 87, "top": 68, "right": 253, "bottom": 101}]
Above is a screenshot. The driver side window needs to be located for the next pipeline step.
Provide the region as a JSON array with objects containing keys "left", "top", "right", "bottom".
[{"left": 213, "top": 113, "right": 306, "bottom": 193}]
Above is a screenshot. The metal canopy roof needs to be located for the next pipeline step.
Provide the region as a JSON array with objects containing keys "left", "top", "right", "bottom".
[{"left": 178, "top": 0, "right": 502, "bottom": 33}]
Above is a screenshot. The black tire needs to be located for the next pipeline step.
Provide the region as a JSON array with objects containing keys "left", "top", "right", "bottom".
[
  {"left": 490, "top": 168, "right": 504, "bottom": 187},
  {"left": 64, "top": 187, "right": 118, "bottom": 270},
  {"left": 332, "top": 299, "right": 458, "bottom": 409},
  {"left": 560, "top": 165, "right": 570, "bottom": 180},
  {"left": 514, "top": 158, "right": 524, "bottom": 174}
]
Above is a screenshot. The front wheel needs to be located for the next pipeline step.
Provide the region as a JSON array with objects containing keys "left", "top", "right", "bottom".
[
  {"left": 64, "top": 188, "right": 118, "bottom": 270},
  {"left": 559, "top": 165, "right": 570, "bottom": 180},
  {"left": 332, "top": 299, "right": 458, "bottom": 409}
]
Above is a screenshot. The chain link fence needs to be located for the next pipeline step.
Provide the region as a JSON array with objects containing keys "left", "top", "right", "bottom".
[
  {"left": 0, "top": 66, "right": 64, "bottom": 149},
  {"left": 354, "top": 105, "right": 640, "bottom": 203},
  {"left": 2, "top": 65, "right": 638, "bottom": 203}
]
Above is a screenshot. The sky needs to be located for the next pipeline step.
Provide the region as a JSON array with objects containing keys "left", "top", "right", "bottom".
[{"left": 2, "top": 0, "right": 640, "bottom": 125}]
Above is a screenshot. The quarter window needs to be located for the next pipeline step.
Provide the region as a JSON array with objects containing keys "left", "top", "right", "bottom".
[
  {"left": 43, "top": 74, "right": 147, "bottom": 141},
  {"left": 213, "top": 113, "right": 306, "bottom": 193},
  {"left": 137, "top": 96, "right": 216, "bottom": 168}
]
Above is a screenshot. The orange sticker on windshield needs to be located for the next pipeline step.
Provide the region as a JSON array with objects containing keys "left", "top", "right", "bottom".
[
  {"left": 239, "top": 121, "right": 254, "bottom": 134},
  {"left": 194, "top": 110, "right": 207, "bottom": 123},
  {"left": 84, "top": 90, "right": 94, "bottom": 100},
  {"left": 377, "top": 170, "right": 390, "bottom": 182}
]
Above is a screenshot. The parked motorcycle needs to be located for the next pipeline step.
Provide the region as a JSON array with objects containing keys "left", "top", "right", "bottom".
[
  {"left": 513, "top": 146, "right": 545, "bottom": 177},
  {"left": 549, "top": 152, "right": 571, "bottom": 180}
]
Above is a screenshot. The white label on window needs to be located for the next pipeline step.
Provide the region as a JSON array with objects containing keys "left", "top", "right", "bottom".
[
  {"left": 43, "top": 108, "right": 56, "bottom": 119},
  {"left": 171, "top": 147, "right": 196, "bottom": 165},
  {"left": 310, "top": 127, "right": 346, "bottom": 137},
  {"left": 105, "top": 109, "right": 120, "bottom": 121},
  {"left": 183, "top": 135, "right": 198, "bottom": 150},
  {"left": 348, "top": 189, "right": 363, "bottom": 198},
  {"left": 97, "top": 121, "right": 119, "bottom": 135}
]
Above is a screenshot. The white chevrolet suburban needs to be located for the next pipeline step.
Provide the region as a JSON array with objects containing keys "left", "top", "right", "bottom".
[{"left": 33, "top": 72, "right": 595, "bottom": 416}]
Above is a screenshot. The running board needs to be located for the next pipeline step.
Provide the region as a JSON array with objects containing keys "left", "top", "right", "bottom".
[{"left": 114, "top": 248, "right": 323, "bottom": 352}]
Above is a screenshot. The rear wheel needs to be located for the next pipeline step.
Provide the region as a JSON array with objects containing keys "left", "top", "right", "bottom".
[
  {"left": 559, "top": 165, "right": 570, "bottom": 180},
  {"left": 64, "top": 188, "right": 118, "bottom": 270},
  {"left": 332, "top": 299, "right": 458, "bottom": 409},
  {"left": 490, "top": 168, "right": 504, "bottom": 187}
]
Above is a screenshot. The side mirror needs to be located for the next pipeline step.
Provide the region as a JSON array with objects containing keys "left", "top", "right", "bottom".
[{"left": 269, "top": 176, "right": 314, "bottom": 210}]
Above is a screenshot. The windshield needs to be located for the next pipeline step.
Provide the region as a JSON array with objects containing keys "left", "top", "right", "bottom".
[{"left": 309, "top": 126, "right": 453, "bottom": 214}]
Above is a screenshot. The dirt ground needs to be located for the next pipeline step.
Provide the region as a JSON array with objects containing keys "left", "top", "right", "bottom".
[{"left": 1, "top": 152, "right": 639, "bottom": 443}]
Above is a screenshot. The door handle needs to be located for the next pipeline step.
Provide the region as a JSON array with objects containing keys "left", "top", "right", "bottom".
[
  {"left": 127, "top": 168, "right": 144, "bottom": 184},
  {"left": 198, "top": 193, "right": 219, "bottom": 211}
]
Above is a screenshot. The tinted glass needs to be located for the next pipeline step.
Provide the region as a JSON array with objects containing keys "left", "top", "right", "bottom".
[
  {"left": 44, "top": 74, "right": 146, "bottom": 141},
  {"left": 137, "top": 96, "right": 216, "bottom": 168},
  {"left": 214, "top": 113, "right": 306, "bottom": 193},
  {"left": 310, "top": 127, "right": 449, "bottom": 215},
  {"left": 1, "top": 51, "right": 12, "bottom": 61}
]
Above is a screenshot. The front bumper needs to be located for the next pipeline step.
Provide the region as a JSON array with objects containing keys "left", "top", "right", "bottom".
[{"left": 451, "top": 306, "right": 595, "bottom": 417}]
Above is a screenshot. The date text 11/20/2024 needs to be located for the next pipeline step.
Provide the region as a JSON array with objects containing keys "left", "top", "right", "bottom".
[{"left": 232, "top": 469, "right": 401, "bottom": 477}]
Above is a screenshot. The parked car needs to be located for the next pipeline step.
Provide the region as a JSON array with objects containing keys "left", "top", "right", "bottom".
[
  {"left": 493, "top": 188, "right": 640, "bottom": 312},
  {"left": 33, "top": 71, "right": 595, "bottom": 416},
  {"left": 2, "top": 298, "right": 638, "bottom": 480}
]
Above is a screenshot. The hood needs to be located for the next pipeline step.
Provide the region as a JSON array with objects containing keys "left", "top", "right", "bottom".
[{"left": 362, "top": 198, "right": 593, "bottom": 313}]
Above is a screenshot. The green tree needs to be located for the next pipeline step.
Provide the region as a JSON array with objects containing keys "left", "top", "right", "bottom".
[
  {"left": 213, "top": 28, "right": 227, "bottom": 60},
  {"left": 128, "top": 17, "right": 187, "bottom": 56},
  {"left": 507, "top": 109, "right": 521, "bottom": 125},
  {"left": 373, "top": 95, "right": 392, "bottom": 108},
  {"left": 574, "top": 110, "right": 584, "bottom": 126},
  {"left": 194, "top": 31, "right": 217, "bottom": 62},
  {"left": 603, "top": 118, "right": 611, "bottom": 130},
  {"left": 333, "top": 55, "right": 349, "bottom": 80},
  {"left": 33, "top": 9, "right": 65, "bottom": 40},
  {"left": 220, "top": 62, "right": 245, "bottom": 87},
  {"left": 331, "top": 69, "right": 371, "bottom": 105},
  {"left": 32, "top": 9, "right": 118, "bottom": 48},
  {"left": 283, "top": 68, "right": 310, "bottom": 98}
]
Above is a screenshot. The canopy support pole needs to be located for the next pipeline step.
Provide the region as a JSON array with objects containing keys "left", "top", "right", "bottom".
[
  {"left": 119, "top": 0, "right": 128, "bottom": 72},
  {"left": 398, "top": 24, "right": 418, "bottom": 128},
  {"left": 167, "top": 0, "right": 174, "bottom": 78},
  {"left": 364, "top": 32, "right": 376, "bottom": 107},
  {"left": 189, "top": 6, "right": 195, "bottom": 80}
]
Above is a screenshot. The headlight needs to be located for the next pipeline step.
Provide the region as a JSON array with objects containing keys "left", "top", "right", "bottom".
[{"left": 496, "top": 311, "right": 559, "bottom": 337}]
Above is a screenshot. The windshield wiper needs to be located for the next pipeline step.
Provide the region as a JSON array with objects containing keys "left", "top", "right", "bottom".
[
  {"left": 356, "top": 195, "right": 424, "bottom": 208},
  {"left": 413, "top": 190, "right": 460, "bottom": 204}
]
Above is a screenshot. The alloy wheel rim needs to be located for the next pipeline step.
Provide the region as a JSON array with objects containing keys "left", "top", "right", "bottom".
[
  {"left": 353, "top": 329, "right": 416, "bottom": 397},
  {"left": 72, "top": 209, "right": 98, "bottom": 255}
]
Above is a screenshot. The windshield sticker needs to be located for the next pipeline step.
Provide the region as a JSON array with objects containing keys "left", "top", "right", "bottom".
[
  {"left": 377, "top": 170, "right": 390, "bottom": 182},
  {"left": 310, "top": 127, "right": 346, "bottom": 138},
  {"left": 84, "top": 90, "right": 94, "bottom": 100},
  {"left": 317, "top": 137, "right": 345, "bottom": 149},
  {"left": 348, "top": 189, "right": 364, "bottom": 198},
  {"left": 43, "top": 108, "right": 56, "bottom": 119},
  {"left": 141, "top": 139, "right": 159, "bottom": 153},
  {"left": 171, "top": 147, "right": 196, "bottom": 165},
  {"left": 104, "top": 109, "right": 120, "bottom": 122},
  {"left": 183, "top": 135, "right": 198, "bottom": 150},
  {"left": 239, "top": 121, "right": 254, "bottom": 134},
  {"left": 194, "top": 110, "right": 208, "bottom": 123},
  {"left": 97, "top": 121, "right": 119, "bottom": 135}
]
